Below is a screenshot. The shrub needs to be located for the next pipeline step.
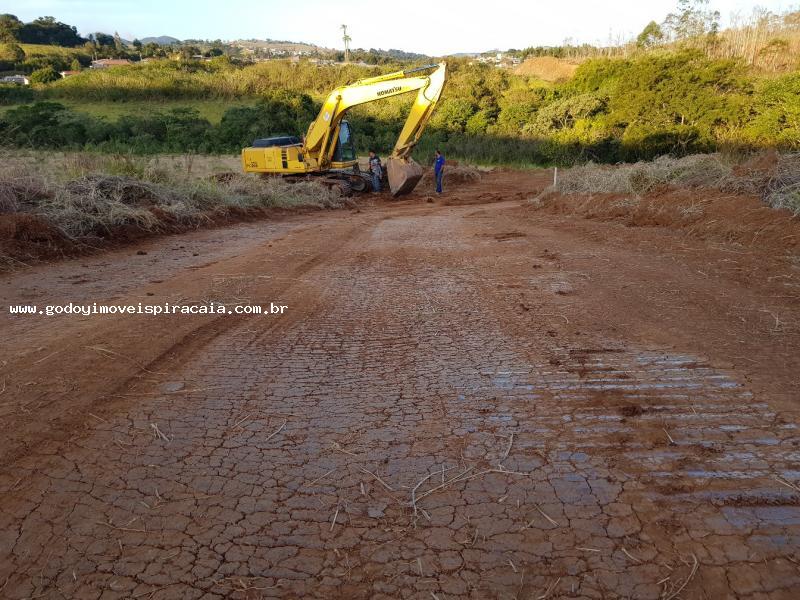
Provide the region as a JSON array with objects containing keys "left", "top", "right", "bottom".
[
  {"left": 0, "top": 41, "right": 24, "bottom": 69},
  {"left": 29, "top": 65, "right": 60, "bottom": 84},
  {"left": 0, "top": 85, "right": 34, "bottom": 105}
]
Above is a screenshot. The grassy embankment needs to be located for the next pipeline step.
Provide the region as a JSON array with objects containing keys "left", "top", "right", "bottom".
[
  {"left": 0, "top": 151, "right": 346, "bottom": 268},
  {"left": 530, "top": 153, "right": 800, "bottom": 252}
]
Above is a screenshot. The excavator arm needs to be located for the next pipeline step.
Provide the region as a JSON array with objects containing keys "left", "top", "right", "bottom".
[{"left": 391, "top": 64, "right": 447, "bottom": 159}]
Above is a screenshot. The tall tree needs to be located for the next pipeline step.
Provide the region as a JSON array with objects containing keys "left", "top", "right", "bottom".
[
  {"left": 637, "top": 21, "right": 665, "bottom": 49},
  {"left": 0, "top": 41, "right": 25, "bottom": 63},
  {"left": 664, "top": 0, "right": 721, "bottom": 41},
  {"left": 179, "top": 45, "right": 201, "bottom": 60},
  {"left": 94, "top": 32, "right": 114, "bottom": 47},
  {"left": 0, "top": 13, "right": 22, "bottom": 42},
  {"left": 18, "top": 16, "right": 85, "bottom": 46}
]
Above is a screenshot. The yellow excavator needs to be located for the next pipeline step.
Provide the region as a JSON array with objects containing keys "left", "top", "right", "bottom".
[{"left": 241, "top": 62, "right": 447, "bottom": 196}]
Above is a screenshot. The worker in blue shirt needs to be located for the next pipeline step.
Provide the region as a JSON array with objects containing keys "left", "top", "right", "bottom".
[{"left": 434, "top": 150, "right": 445, "bottom": 194}]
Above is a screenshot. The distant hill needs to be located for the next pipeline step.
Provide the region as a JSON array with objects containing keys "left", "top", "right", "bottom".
[
  {"left": 139, "top": 36, "right": 181, "bottom": 45},
  {"left": 233, "top": 39, "right": 333, "bottom": 54},
  {"left": 373, "top": 48, "right": 430, "bottom": 61}
]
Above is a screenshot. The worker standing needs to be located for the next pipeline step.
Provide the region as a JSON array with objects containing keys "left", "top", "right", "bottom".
[
  {"left": 368, "top": 150, "right": 382, "bottom": 193},
  {"left": 434, "top": 150, "right": 445, "bottom": 194}
]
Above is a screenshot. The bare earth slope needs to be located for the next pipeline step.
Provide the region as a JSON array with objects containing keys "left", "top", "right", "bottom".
[{"left": 1, "top": 171, "right": 799, "bottom": 599}]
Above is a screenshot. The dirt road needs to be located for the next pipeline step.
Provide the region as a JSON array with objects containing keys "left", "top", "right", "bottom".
[{"left": 2, "top": 171, "right": 799, "bottom": 599}]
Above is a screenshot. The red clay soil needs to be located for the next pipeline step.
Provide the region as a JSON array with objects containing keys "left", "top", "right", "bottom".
[
  {"left": 1, "top": 170, "right": 799, "bottom": 599},
  {"left": 536, "top": 187, "right": 800, "bottom": 252},
  {"left": 0, "top": 213, "right": 75, "bottom": 264},
  {"left": 0, "top": 204, "right": 341, "bottom": 267}
]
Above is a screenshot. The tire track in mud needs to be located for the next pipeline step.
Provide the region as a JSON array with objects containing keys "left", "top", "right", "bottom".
[
  {"left": 0, "top": 215, "right": 371, "bottom": 472},
  {"left": 2, "top": 203, "right": 799, "bottom": 599}
]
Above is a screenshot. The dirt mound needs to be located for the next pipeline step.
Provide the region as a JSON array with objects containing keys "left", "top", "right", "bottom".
[
  {"left": 0, "top": 213, "right": 74, "bottom": 265},
  {"left": 0, "top": 159, "right": 349, "bottom": 270},
  {"left": 514, "top": 56, "right": 579, "bottom": 81},
  {"left": 532, "top": 187, "right": 800, "bottom": 252},
  {"left": 419, "top": 165, "right": 483, "bottom": 189}
]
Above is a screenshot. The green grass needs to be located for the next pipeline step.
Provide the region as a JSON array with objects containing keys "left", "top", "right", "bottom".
[
  {"left": 19, "top": 44, "right": 89, "bottom": 58},
  {"left": 0, "top": 99, "right": 258, "bottom": 124},
  {"left": 62, "top": 99, "right": 257, "bottom": 124}
]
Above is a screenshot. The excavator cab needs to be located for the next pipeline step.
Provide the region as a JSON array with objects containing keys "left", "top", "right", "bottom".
[{"left": 331, "top": 121, "right": 357, "bottom": 166}]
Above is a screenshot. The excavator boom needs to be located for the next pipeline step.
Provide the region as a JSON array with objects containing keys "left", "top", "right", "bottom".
[{"left": 242, "top": 62, "right": 447, "bottom": 196}]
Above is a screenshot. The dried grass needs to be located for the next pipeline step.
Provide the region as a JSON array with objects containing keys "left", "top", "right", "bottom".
[
  {"left": 554, "top": 155, "right": 732, "bottom": 196},
  {"left": 0, "top": 168, "right": 52, "bottom": 214},
  {"left": 514, "top": 56, "right": 580, "bottom": 82},
  {"left": 763, "top": 155, "right": 800, "bottom": 214},
  {"left": 549, "top": 152, "right": 800, "bottom": 215},
  {"left": 220, "top": 174, "right": 344, "bottom": 210},
  {"left": 0, "top": 152, "right": 344, "bottom": 244}
]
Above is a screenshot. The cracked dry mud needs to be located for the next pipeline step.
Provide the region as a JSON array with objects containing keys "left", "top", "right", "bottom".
[{"left": 1, "top": 172, "right": 800, "bottom": 599}]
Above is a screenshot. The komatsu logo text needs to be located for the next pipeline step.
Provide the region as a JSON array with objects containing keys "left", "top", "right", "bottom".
[{"left": 378, "top": 86, "right": 402, "bottom": 97}]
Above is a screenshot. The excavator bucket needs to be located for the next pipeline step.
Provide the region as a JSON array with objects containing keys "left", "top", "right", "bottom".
[{"left": 386, "top": 157, "right": 424, "bottom": 197}]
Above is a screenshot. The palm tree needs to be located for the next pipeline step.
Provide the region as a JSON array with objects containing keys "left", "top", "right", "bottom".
[{"left": 341, "top": 24, "right": 351, "bottom": 63}]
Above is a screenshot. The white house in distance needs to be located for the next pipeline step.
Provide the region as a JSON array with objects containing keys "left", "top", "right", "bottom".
[
  {"left": 0, "top": 74, "right": 30, "bottom": 85},
  {"left": 469, "top": 52, "right": 522, "bottom": 69},
  {"left": 90, "top": 59, "right": 133, "bottom": 69}
]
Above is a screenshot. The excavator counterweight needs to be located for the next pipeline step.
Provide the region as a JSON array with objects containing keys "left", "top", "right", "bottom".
[{"left": 242, "top": 63, "right": 447, "bottom": 197}]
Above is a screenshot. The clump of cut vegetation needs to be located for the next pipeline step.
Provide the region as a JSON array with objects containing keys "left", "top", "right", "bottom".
[
  {"left": 553, "top": 155, "right": 732, "bottom": 195},
  {"left": 0, "top": 152, "right": 343, "bottom": 267},
  {"left": 549, "top": 152, "right": 800, "bottom": 214},
  {"left": 220, "top": 174, "right": 345, "bottom": 210},
  {"left": 0, "top": 167, "right": 51, "bottom": 213},
  {"left": 762, "top": 155, "right": 800, "bottom": 214}
]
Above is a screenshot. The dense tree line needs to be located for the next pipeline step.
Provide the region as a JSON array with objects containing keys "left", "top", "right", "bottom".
[
  {"left": 0, "top": 96, "right": 310, "bottom": 154},
  {"left": 0, "top": 15, "right": 84, "bottom": 47}
]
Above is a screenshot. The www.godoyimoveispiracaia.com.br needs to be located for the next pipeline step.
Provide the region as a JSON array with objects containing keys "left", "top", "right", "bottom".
[{"left": 8, "top": 302, "right": 288, "bottom": 316}]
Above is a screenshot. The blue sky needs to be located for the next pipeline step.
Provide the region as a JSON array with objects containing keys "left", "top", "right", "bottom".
[{"left": 6, "top": 0, "right": 797, "bottom": 55}]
